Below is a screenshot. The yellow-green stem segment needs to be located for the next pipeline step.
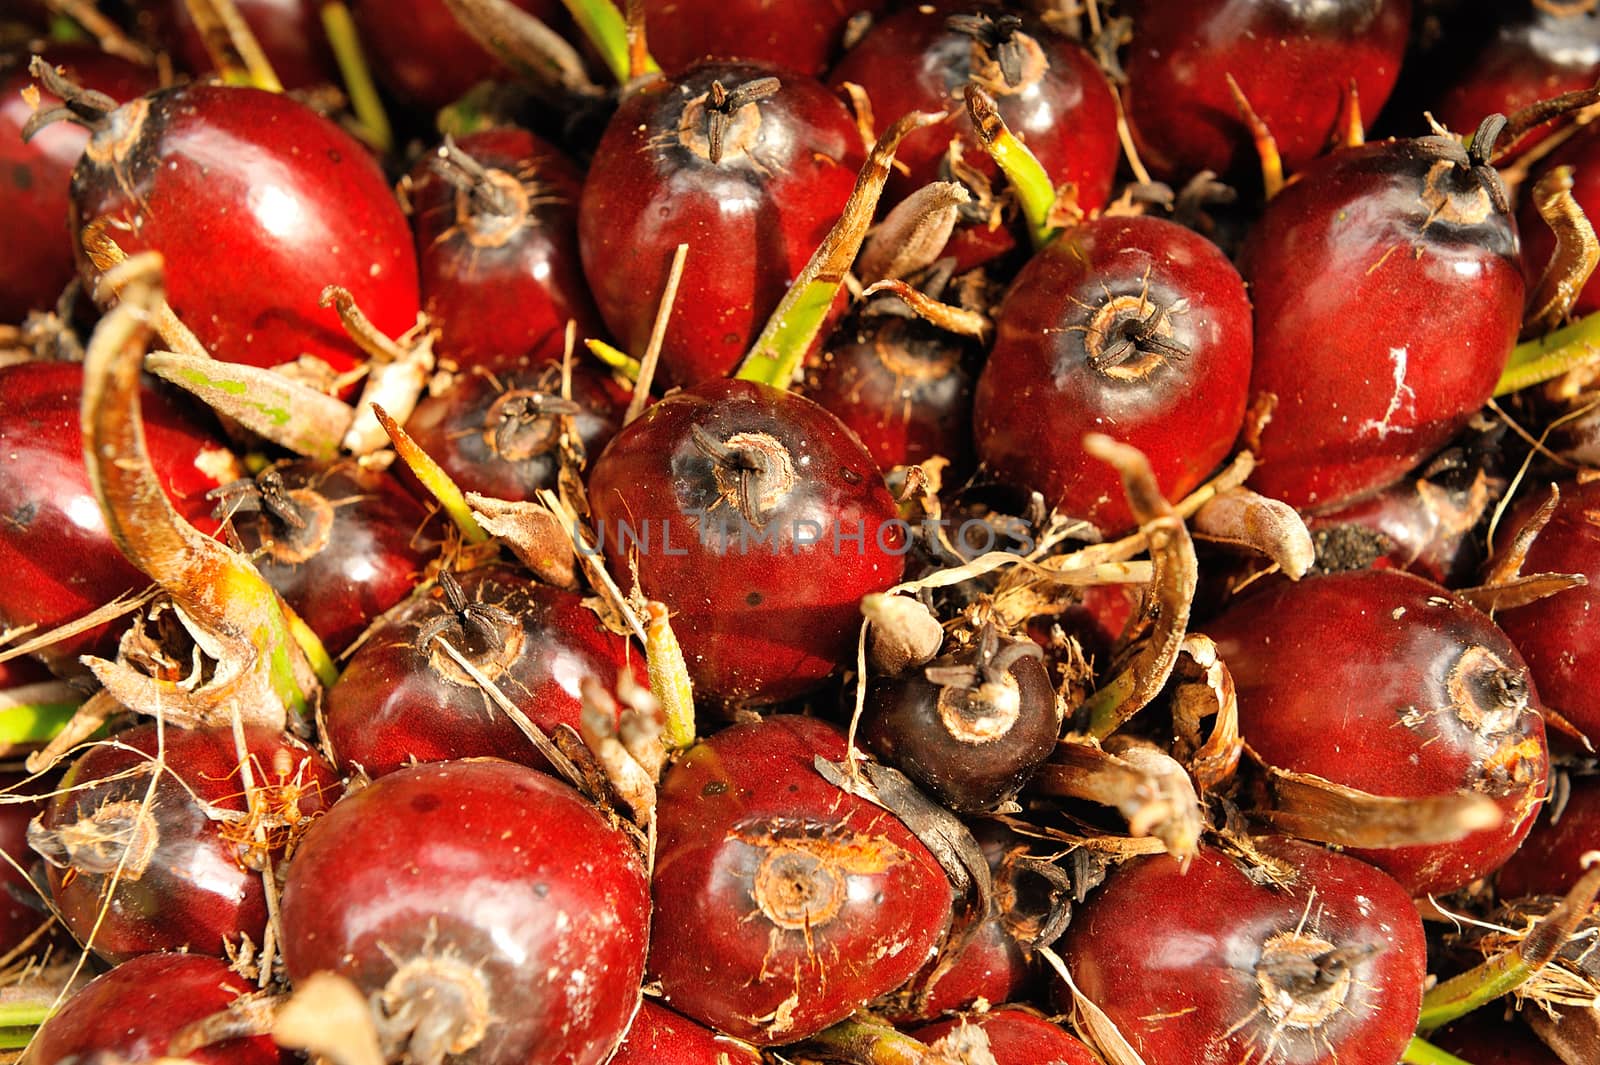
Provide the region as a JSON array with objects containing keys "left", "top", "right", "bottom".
[
  {"left": 965, "top": 83, "right": 1058, "bottom": 250},
  {"left": 1402, "top": 1037, "right": 1474, "bottom": 1065},
  {"left": 321, "top": 2, "right": 394, "bottom": 154},
  {"left": 1497, "top": 307, "right": 1600, "bottom": 396},
  {"left": 560, "top": 0, "right": 657, "bottom": 85},
  {"left": 370, "top": 404, "right": 489, "bottom": 544}
]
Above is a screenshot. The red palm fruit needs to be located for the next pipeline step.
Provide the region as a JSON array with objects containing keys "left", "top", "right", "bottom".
[
  {"left": 610, "top": 1001, "right": 761, "bottom": 1065},
  {"left": 650, "top": 715, "right": 954, "bottom": 1044},
  {"left": 827, "top": 2, "right": 1118, "bottom": 252},
  {"left": 408, "top": 128, "right": 604, "bottom": 370},
  {"left": 68, "top": 83, "right": 418, "bottom": 382},
  {"left": 1491, "top": 478, "right": 1600, "bottom": 744},
  {"left": 0, "top": 47, "right": 154, "bottom": 322},
  {"left": 156, "top": 0, "right": 336, "bottom": 89},
  {"left": 1060, "top": 840, "right": 1427, "bottom": 1065},
  {"left": 280, "top": 759, "right": 651, "bottom": 1065},
  {"left": 1206, "top": 569, "right": 1549, "bottom": 896},
  {"left": 641, "top": 0, "right": 891, "bottom": 75},
  {"left": 1241, "top": 131, "right": 1523, "bottom": 510},
  {"left": 324, "top": 567, "right": 642, "bottom": 777},
  {"left": 1121, "top": 0, "right": 1411, "bottom": 182},
  {"left": 351, "top": 0, "right": 566, "bottom": 109},
  {"left": 578, "top": 60, "right": 862, "bottom": 386},
  {"left": 912, "top": 1007, "right": 1099, "bottom": 1064},
  {"left": 32, "top": 722, "right": 341, "bottom": 963},
  {"left": 587, "top": 378, "right": 905, "bottom": 705},
  {"left": 974, "top": 215, "right": 1253, "bottom": 535},
  {"left": 1497, "top": 772, "right": 1600, "bottom": 900},
  {"left": 31, "top": 953, "right": 282, "bottom": 1065},
  {"left": 0, "top": 361, "right": 238, "bottom": 677}
]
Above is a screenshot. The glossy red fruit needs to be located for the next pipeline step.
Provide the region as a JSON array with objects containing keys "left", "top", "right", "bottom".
[
  {"left": 1061, "top": 840, "right": 1427, "bottom": 1065},
  {"left": 827, "top": 3, "right": 1119, "bottom": 234},
  {"left": 611, "top": 1001, "right": 761, "bottom": 1065},
  {"left": 974, "top": 215, "right": 1253, "bottom": 535},
  {"left": 1520, "top": 121, "right": 1600, "bottom": 319},
  {"left": 912, "top": 1007, "right": 1098, "bottom": 1065},
  {"left": 1498, "top": 772, "right": 1600, "bottom": 899},
  {"left": 1241, "top": 132, "right": 1523, "bottom": 510},
  {"left": 211, "top": 459, "right": 432, "bottom": 654},
  {"left": 30, "top": 952, "right": 281, "bottom": 1065},
  {"left": 351, "top": 0, "right": 565, "bottom": 109},
  {"left": 0, "top": 772, "right": 49, "bottom": 956},
  {"left": 578, "top": 60, "right": 863, "bottom": 386},
  {"left": 0, "top": 47, "right": 154, "bottom": 322},
  {"left": 158, "top": 0, "right": 336, "bottom": 89},
  {"left": 32, "top": 722, "right": 341, "bottom": 963},
  {"left": 1495, "top": 479, "right": 1600, "bottom": 744},
  {"left": 325, "top": 567, "right": 641, "bottom": 777},
  {"left": 280, "top": 758, "right": 650, "bottom": 1065},
  {"left": 0, "top": 361, "right": 238, "bottom": 677},
  {"left": 1437, "top": 5, "right": 1600, "bottom": 161},
  {"left": 650, "top": 715, "right": 954, "bottom": 1044},
  {"left": 403, "top": 359, "right": 624, "bottom": 501},
  {"left": 1207, "top": 569, "right": 1549, "bottom": 896},
  {"left": 409, "top": 128, "right": 604, "bottom": 370},
  {"left": 69, "top": 83, "right": 418, "bottom": 381},
  {"left": 641, "top": 0, "right": 890, "bottom": 75},
  {"left": 804, "top": 311, "right": 980, "bottom": 473},
  {"left": 587, "top": 378, "right": 905, "bottom": 705},
  {"left": 1121, "top": 0, "right": 1411, "bottom": 182}
]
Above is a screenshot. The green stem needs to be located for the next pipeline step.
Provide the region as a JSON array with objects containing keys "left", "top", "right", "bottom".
[
  {"left": 0, "top": 701, "right": 80, "bottom": 746},
  {"left": 321, "top": 1, "right": 394, "bottom": 154},
  {"left": 559, "top": 0, "right": 655, "bottom": 85},
  {"left": 0, "top": 1001, "right": 56, "bottom": 1031},
  {"left": 369, "top": 404, "right": 489, "bottom": 544},
  {"left": 1418, "top": 953, "right": 1534, "bottom": 1030},
  {"left": 1403, "top": 1036, "right": 1474, "bottom": 1065},
  {"left": 965, "top": 83, "right": 1058, "bottom": 249},
  {"left": 803, "top": 1017, "right": 933, "bottom": 1065},
  {"left": 643, "top": 602, "right": 695, "bottom": 750},
  {"left": 1496, "top": 308, "right": 1600, "bottom": 396},
  {"left": 585, "top": 338, "right": 642, "bottom": 382},
  {"left": 283, "top": 604, "right": 339, "bottom": 688}
]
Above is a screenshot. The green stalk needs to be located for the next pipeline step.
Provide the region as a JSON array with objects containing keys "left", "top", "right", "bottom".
[
  {"left": 283, "top": 604, "right": 339, "bottom": 688},
  {"left": 370, "top": 404, "right": 489, "bottom": 544},
  {"left": 1419, "top": 860, "right": 1600, "bottom": 1030},
  {"left": 802, "top": 1017, "right": 934, "bottom": 1065},
  {"left": 1496, "top": 308, "right": 1600, "bottom": 396},
  {"left": 965, "top": 83, "right": 1058, "bottom": 249},
  {"left": 321, "top": 1, "right": 393, "bottom": 154},
  {"left": 559, "top": 0, "right": 655, "bottom": 84},
  {"left": 1403, "top": 1036, "right": 1475, "bottom": 1065},
  {"left": 585, "top": 338, "right": 642, "bottom": 382},
  {"left": 0, "top": 1000, "right": 56, "bottom": 1032},
  {"left": 736, "top": 109, "right": 944, "bottom": 389},
  {"left": 0, "top": 701, "right": 80, "bottom": 746}
]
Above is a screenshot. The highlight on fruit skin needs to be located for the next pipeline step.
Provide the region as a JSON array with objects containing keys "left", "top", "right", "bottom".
[{"left": 7, "top": 4, "right": 1600, "bottom": 1063}]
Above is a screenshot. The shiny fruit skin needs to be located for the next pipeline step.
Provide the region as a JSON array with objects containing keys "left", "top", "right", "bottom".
[
  {"left": 1495, "top": 479, "right": 1600, "bottom": 743},
  {"left": 408, "top": 127, "right": 604, "bottom": 370},
  {"left": 641, "top": 0, "right": 890, "bottom": 75},
  {"left": 325, "top": 567, "right": 641, "bottom": 777},
  {"left": 0, "top": 47, "right": 154, "bottom": 323},
  {"left": 827, "top": 2, "right": 1119, "bottom": 220},
  {"left": 1122, "top": 0, "right": 1411, "bottom": 182},
  {"left": 220, "top": 459, "right": 432, "bottom": 655},
  {"left": 587, "top": 378, "right": 905, "bottom": 705},
  {"left": 650, "top": 715, "right": 954, "bottom": 1044},
  {"left": 35, "top": 723, "right": 340, "bottom": 963},
  {"left": 578, "top": 60, "right": 862, "bottom": 387},
  {"left": 912, "top": 1008, "right": 1099, "bottom": 1065},
  {"left": 1207, "top": 569, "right": 1549, "bottom": 896},
  {"left": 1061, "top": 840, "right": 1426, "bottom": 1065},
  {"left": 403, "top": 359, "right": 624, "bottom": 502},
  {"left": 974, "top": 215, "right": 1253, "bottom": 535},
  {"left": 0, "top": 361, "right": 237, "bottom": 677},
  {"left": 1497, "top": 772, "right": 1600, "bottom": 900},
  {"left": 70, "top": 84, "right": 418, "bottom": 381},
  {"left": 31, "top": 952, "right": 281, "bottom": 1065},
  {"left": 280, "top": 759, "right": 650, "bottom": 1065},
  {"left": 1436, "top": 8, "right": 1600, "bottom": 162},
  {"left": 610, "top": 1001, "right": 761, "bottom": 1065},
  {"left": 1241, "top": 136, "right": 1523, "bottom": 510}
]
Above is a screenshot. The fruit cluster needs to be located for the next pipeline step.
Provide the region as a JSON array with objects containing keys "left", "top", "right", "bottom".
[{"left": 4, "top": 1, "right": 1600, "bottom": 1064}]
